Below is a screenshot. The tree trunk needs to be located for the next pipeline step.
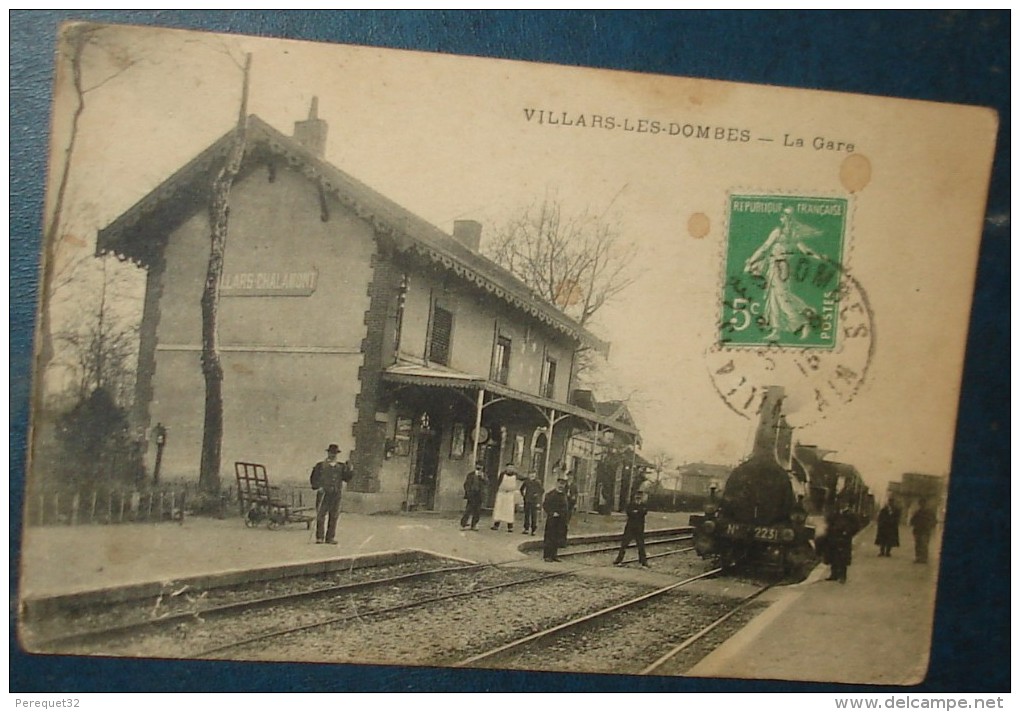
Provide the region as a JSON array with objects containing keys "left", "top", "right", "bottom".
[
  {"left": 199, "top": 53, "right": 251, "bottom": 494},
  {"left": 34, "top": 27, "right": 90, "bottom": 415}
]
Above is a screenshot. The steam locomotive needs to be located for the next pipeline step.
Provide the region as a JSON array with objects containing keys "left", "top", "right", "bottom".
[{"left": 690, "top": 386, "right": 873, "bottom": 580}]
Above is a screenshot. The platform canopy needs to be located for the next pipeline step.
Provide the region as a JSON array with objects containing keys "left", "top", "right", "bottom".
[{"left": 382, "top": 362, "right": 639, "bottom": 481}]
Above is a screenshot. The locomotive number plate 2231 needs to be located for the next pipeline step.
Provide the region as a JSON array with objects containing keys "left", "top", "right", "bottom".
[
  {"left": 752, "top": 526, "right": 779, "bottom": 541},
  {"left": 724, "top": 523, "right": 780, "bottom": 541}
]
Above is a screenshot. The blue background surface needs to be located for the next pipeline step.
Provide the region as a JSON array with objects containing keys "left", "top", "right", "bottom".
[{"left": 10, "top": 10, "right": 1009, "bottom": 692}]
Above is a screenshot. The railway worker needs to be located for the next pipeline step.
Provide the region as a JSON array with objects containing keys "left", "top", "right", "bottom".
[
  {"left": 824, "top": 502, "right": 860, "bottom": 583},
  {"left": 564, "top": 469, "right": 579, "bottom": 526},
  {"left": 490, "top": 464, "right": 519, "bottom": 532},
  {"left": 520, "top": 470, "right": 544, "bottom": 535},
  {"left": 910, "top": 498, "right": 938, "bottom": 564},
  {"left": 460, "top": 462, "right": 487, "bottom": 531},
  {"left": 613, "top": 489, "right": 650, "bottom": 567},
  {"left": 542, "top": 475, "right": 570, "bottom": 562},
  {"left": 309, "top": 443, "right": 353, "bottom": 545},
  {"left": 875, "top": 497, "right": 901, "bottom": 557}
]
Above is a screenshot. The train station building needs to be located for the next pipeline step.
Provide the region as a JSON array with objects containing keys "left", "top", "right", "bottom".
[{"left": 97, "top": 102, "right": 640, "bottom": 514}]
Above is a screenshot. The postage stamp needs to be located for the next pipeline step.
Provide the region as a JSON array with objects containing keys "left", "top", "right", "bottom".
[
  {"left": 720, "top": 194, "right": 848, "bottom": 348},
  {"left": 707, "top": 270, "right": 875, "bottom": 427}
]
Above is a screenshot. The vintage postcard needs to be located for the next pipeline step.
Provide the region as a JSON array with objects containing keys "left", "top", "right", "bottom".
[{"left": 18, "top": 22, "right": 997, "bottom": 686}]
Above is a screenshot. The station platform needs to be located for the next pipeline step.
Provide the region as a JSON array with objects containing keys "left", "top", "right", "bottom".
[
  {"left": 16, "top": 511, "right": 938, "bottom": 685},
  {"left": 16, "top": 508, "right": 664, "bottom": 599},
  {"left": 687, "top": 522, "right": 939, "bottom": 685}
]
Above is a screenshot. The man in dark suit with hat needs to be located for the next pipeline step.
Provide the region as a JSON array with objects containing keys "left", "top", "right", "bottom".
[
  {"left": 542, "top": 474, "right": 570, "bottom": 562},
  {"left": 310, "top": 443, "right": 352, "bottom": 544}
]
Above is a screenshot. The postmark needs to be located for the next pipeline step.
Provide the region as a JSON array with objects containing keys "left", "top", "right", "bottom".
[
  {"left": 707, "top": 271, "right": 875, "bottom": 427},
  {"left": 720, "top": 194, "right": 848, "bottom": 349}
]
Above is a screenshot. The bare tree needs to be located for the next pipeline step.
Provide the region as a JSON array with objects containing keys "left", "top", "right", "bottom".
[
  {"left": 648, "top": 449, "right": 675, "bottom": 482},
  {"left": 199, "top": 52, "right": 252, "bottom": 494},
  {"left": 485, "top": 197, "right": 639, "bottom": 328},
  {"left": 55, "top": 256, "right": 140, "bottom": 408},
  {"left": 36, "top": 23, "right": 141, "bottom": 412}
]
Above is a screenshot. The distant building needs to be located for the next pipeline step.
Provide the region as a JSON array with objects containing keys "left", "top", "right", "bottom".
[
  {"left": 889, "top": 472, "right": 945, "bottom": 518},
  {"left": 674, "top": 462, "right": 732, "bottom": 498},
  {"left": 563, "top": 392, "right": 643, "bottom": 513},
  {"left": 97, "top": 102, "right": 639, "bottom": 513}
]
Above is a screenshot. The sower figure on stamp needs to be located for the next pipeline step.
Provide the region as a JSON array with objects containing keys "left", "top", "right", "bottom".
[
  {"left": 520, "top": 470, "right": 544, "bottom": 535},
  {"left": 825, "top": 502, "right": 860, "bottom": 583},
  {"left": 460, "top": 461, "right": 486, "bottom": 531},
  {"left": 875, "top": 497, "right": 901, "bottom": 557},
  {"left": 910, "top": 498, "right": 937, "bottom": 564},
  {"left": 542, "top": 475, "right": 570, "bottom": 562},
  {"left": 310, "top": 443, "right": 353, "bottom": 544},
  {"left": 744, "top": 207, "right": 825, "bottom": 341},
  {"left": 613, "top": 489, "right": 649, "bottom": 567}
]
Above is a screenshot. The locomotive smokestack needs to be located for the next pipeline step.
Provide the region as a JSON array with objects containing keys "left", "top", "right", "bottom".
[{"left": 752, "top": 386, "right": 786, "bottom": 460}]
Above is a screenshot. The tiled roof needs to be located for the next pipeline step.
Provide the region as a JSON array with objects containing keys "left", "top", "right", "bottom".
[{"left": 97, "top": 115, "right": 608, "bottom": 353}]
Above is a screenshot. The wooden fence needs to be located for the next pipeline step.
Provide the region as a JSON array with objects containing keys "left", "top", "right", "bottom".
[
  {"left": 25, "top": 485, "right": 189, "bottom": 526},
  {"left": 24, "top": 480, "right": 317, "bottom": 526}
]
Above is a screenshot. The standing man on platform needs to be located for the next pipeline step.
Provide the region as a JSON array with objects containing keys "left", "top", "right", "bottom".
[
  {"left": 310, "top": 443, "right": 352, "bottom": 544},
  {"left": 910, "top": 498, "right": 938, "bottom": 564},
  {"left": 825, "top": 502, "right": 860, "bottom": 583},
  {"left": 460, "top": 461, "right": 486, "bottom": 531},
  {"left": 613, "top": 489, "right": 650, "bottom": 567},
  {"left": 564, "top": 469, "right": 579, "bottom": 527},
  {"left": 520, "top": 470, "right": 544, "bottom": 535},
  {"left": 542, "top": 475, "right": 570, "bottom": 562},
  {"left": 875, "top": 497, "right": 901, "bottom": 557}
]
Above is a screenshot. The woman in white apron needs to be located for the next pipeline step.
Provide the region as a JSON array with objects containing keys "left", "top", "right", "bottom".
[{"left": 491, "top": 464, "right": 519, "bottom": 532}]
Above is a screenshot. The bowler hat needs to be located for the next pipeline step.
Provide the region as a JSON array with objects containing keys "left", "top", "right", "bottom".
[{"left": 326, "top": 444, "right": 341, "bottom": 454}]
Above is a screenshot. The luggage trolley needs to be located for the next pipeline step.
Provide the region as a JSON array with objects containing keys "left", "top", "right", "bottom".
[{"left": 234, "top": 462, "right": 315, "bottom": 529}]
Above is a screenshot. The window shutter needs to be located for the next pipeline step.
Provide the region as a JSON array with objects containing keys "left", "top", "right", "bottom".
[{"left": 430, "top": 306, "right": 453, "bottom": 365}]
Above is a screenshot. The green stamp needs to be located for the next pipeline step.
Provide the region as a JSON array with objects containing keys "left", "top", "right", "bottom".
[{"left": 721, "top": 194, "right": 847, "bottom": 348}]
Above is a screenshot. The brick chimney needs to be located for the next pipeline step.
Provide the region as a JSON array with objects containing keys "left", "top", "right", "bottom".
[
  {"left": 452, "top": 220, "right": 482, "bottom": 252},
  {"left": 293, "top": 97, "right": 328, "bottom": 157}
]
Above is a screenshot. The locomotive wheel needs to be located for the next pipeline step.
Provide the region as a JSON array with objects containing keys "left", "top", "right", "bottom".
[
  {"left": 784, "top": 542, "right": 819, "bottom": 582},
  {"left": 267, "top": 519, "right": 281, "bottom": 530}
]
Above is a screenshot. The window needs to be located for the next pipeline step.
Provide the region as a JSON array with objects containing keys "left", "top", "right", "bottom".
[
  {"left": 429, "top": 305, "right": 453, "bottom": 365},
  {"left": 542, "top": 356, "right": 557, "bottom": 399},
  {"left": 492, "top": 335, "right": 511, "bottom": 384}
]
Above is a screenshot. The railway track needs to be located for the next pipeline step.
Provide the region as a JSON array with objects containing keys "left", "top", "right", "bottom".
[
  {"left": 638, "top": 583, "right": 772, "bottom": 675},
  {"left": 197, "top": 563, "right": 588, "bottom": 658},
  {"left": 198, "top": 537, "right": 703, "bottom": 659},
  {"left": 31, "top": 528, "right": 697, "bottom": 652},
  {"left": 31, "top": 558, "right": 504, "bottom": 652},
  {"left": 453, "top": 571, "right": 771, "bottom": 675},
  {"left": 30, "top": 527, "right": 750, "bottom": 671},
  {"left": 555, "top": 533, "right": 694, "bottom": 564},
  {"left": 196, "top": 538, "right": 701, "bottom": 660},
  {"left": 452, "top": 567, "right": 724, "bottom": 668}
]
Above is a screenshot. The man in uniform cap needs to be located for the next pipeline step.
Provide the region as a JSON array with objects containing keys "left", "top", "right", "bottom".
[
  {"left": 541, "top": 475, "right": 570, "bottom": 562},
  {"left": 309, "top": 443, "right": 352, "bottom": 544},
  {"left": 460, "top": 461, "right": 487, "bottom": 531}
]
